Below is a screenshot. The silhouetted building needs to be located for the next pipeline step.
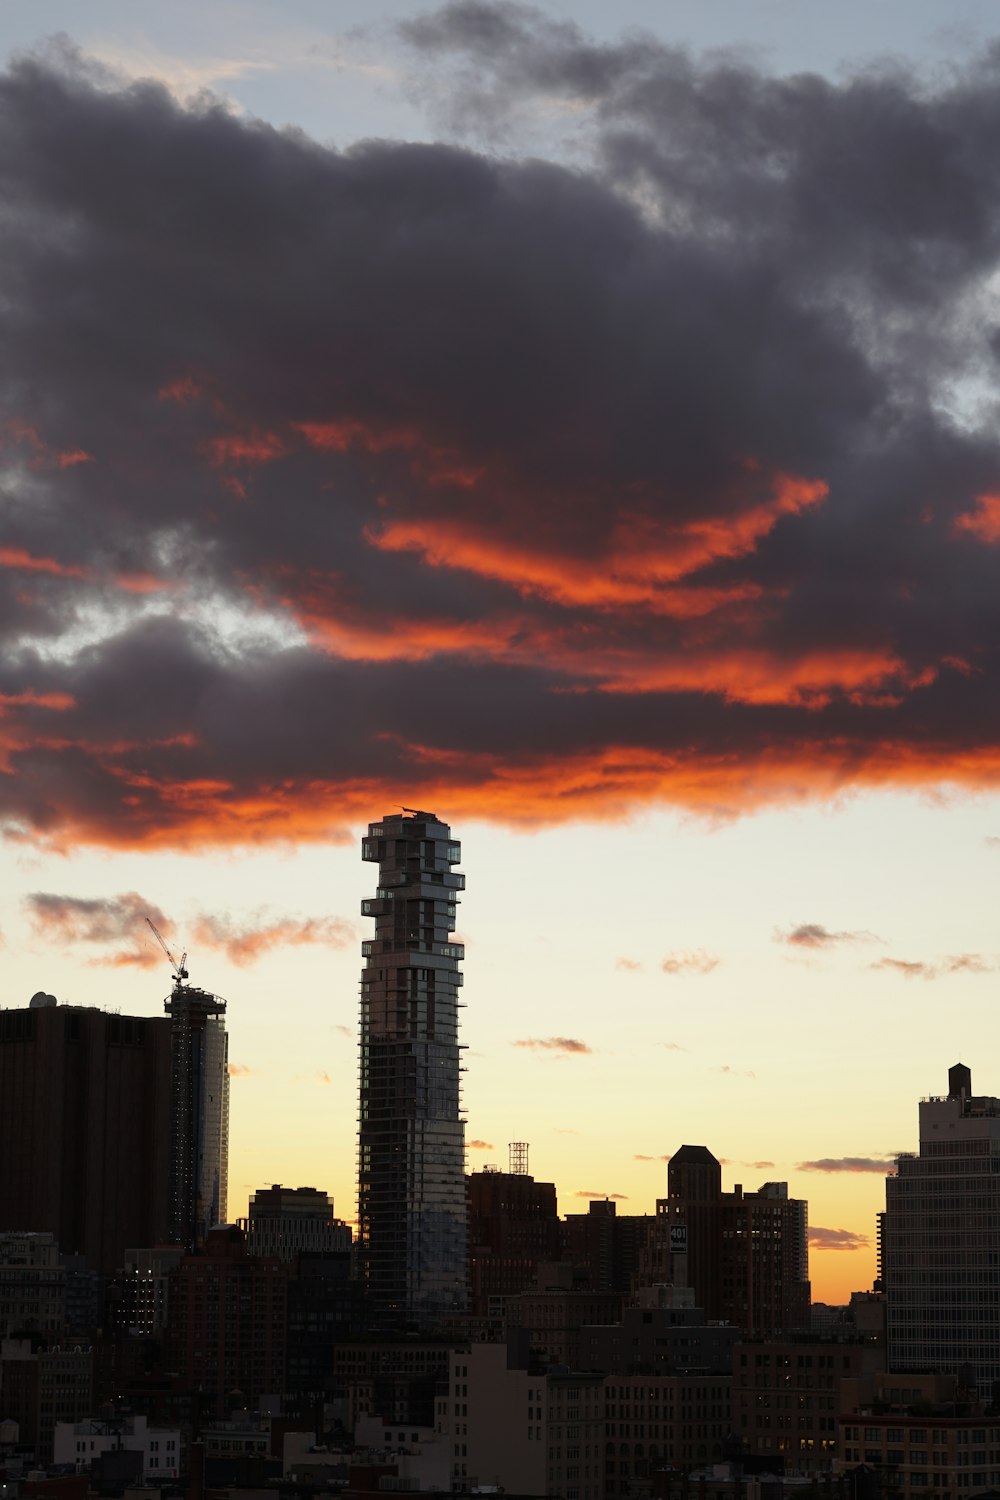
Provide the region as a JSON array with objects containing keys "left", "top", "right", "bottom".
[
  {"left": 167, "top": 1224, "right": 287, "bottom": 1418},
  {"left": 643, "top": 1146, "right": 810, "bottom": 1334},
  {"left": 163, "top": 974, "right": 229, "bottom": 1250},
  {"left": 0, "top": 1337, "right": 94, "bottom": 1462},
  {"left": 357, "top": 810, "right": 467, "bottom": 1333},
  {"left": 0, "top": 999, "right": 171, "bottom": 1273},
  {"left": 469, "top": 1166, "right": 561, "bottom": 1316},
  {"left": 882, "top": 1062, "right": 1000, "bottom": 1398},
  {"left": 561, "top": 1198, "right": 654, "bottom": 1294},
  {"left": 0, "top": 1233, "right": 65, "bottom": 1338},
  {"left": 734, "top": 1334, "right": 884, "bottom": 1469},
  {"left": 286, "top": 1249, "right": 354, "bottom": 1399},
  {"left": 240, "top": 1184, "right": 350, "bottom": 1261},
  {"left": 579, "top": 1286, "right": 737, "bottom": 1375}
]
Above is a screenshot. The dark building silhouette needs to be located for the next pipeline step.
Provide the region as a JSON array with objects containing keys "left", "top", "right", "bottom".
[
  {"left": 561, "top": 1198, "right": 654, "bottom": 1294},
  {"left": 167, "top": 1223, "right": 287, "bottom": 1417},
  {"left": 286, "top": 1249, "right": 354, "bottom": 1400},
  {"left": 240, "top": 1184, "right": 350, "bottom": 1261},
  {"left": 642, "top": 1145, "right": 810, "bottom": 1334},
  {"left": 0, "top": 999, "right": 171, "bottom": 1273},
  {"left": 357, "top": 810, "right": 467, "bottom": 1333},
  {"left": 468, "top": 1165, "right": 561, "bottom": 1315}
]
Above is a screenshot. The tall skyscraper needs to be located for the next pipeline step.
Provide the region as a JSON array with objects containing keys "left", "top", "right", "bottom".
[
  {"left": 358, "top": 810, "right": 468, "bottom": 1333},
  {"left": 882, "top": 1062, "right": 1000, "bottom": 1398},
  {"left": 0, "top": 997, "right": 172, "bottom": 1273},
  {"left": 164, "top": 974, "right": 229, "bottom": 1250}
]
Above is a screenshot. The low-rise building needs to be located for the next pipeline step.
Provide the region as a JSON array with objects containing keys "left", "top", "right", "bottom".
[
  {"left": 838, "top": 1371, "right": 1000, "bottom": 1500},
  {"left": 733, "top": 1335, "right": 884, "bottom": 1472},
  {"left": 53, "top": 1413, "right": 181, "bottom": 1480},
  {"left": 0, "top": 1234, "right": 65, "bottom": 1338}
]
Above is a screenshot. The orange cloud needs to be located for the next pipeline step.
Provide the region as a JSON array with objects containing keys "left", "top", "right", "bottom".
[
  {"left": 661, "top": 950, "right": 719, "bottom": 975},
  {"left": 954, "top": 492, "right": 1000, "bottom": 543},
  {"left": 191, "top": 911, "right": 356, "bottom": 965},
  {"left": 368, "top": 467, "right": 827, "bottom": 607},
  {"left": 0, "top": 547, "right": 87, "bottom": 579},
  {"left": 158, "top": 373, "right": 205, "bottom": 405},
  {"left": 513, "top": 1036, "right": 592, "bottom": 1054},
  {"left": 0, "top": 691, "right": 75, "bottom": 713},
  {"left": 468, "top": 1139, "right": 494, "bottom": 1150}
]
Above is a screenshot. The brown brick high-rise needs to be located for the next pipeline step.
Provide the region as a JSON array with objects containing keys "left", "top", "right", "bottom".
[{"left": 0, "top": 1000, "right": 171, "bottom": 1273}]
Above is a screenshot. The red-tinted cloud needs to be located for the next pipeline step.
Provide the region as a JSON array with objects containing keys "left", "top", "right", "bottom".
[
  {"left": 1, "top": 46, "right": 1000, "bottom": 849},
  {"left": 23, "top": 889, "right": 356, "bottom": 969},
  {"left": 662, "top": 950, "right": 719, "bottom": 975},
  {"left": 190, "top": 912, "right": 355, "bottom": 966},
  {"left": 513, "top": 1036, "right": 593, "bottom": 1054},
  {"left": 23, "top": 891, "right": 171, "bottom": 967},
  {"left": 468, "top": 1139, "right": 494, "bottom": 1150}
]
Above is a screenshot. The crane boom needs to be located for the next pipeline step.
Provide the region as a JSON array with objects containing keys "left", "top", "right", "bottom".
[{"left": 145, "top": 916, "right": 189, "bottom": 982}]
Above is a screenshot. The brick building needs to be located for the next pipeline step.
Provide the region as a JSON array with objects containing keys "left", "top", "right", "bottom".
[{"left": 167, "top": 1224, "right": 287, "bottom": 1417}]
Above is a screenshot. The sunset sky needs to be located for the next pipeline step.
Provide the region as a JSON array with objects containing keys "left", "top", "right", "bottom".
[{"left": 3, "top": 0, "right": 1000, "bottom": 1305}]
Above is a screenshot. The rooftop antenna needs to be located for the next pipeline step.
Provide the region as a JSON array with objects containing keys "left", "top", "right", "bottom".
[
  {"left": 145, "top": 917, "right": 189, "bottom": 987},
  {"left": 509, "top": 1142, "right": 529, "bottom": 1176}
]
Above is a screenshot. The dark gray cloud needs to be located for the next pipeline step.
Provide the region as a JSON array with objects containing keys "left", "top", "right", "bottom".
[
  {"left": 24, "top": 888, "right": 355, "bottom": 967},
  {"left": 2, "top": 30, "right": 1000, "bottom": 846},
  {"left": 799, "top": 1156, "right": 896, "bottom": 1173},
  {"left": 777, "top": 923, "right": 880, "bottom": 948},
  {"left": 23, "top": 890, "right": 169, "bottom": 967},
  {"left": 809, "top": 1226, "right": 871, "bottom": 1251}
]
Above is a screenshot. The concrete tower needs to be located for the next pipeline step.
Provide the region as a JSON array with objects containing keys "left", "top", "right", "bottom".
[{"left": 358, "top": 810, "right": 467, "bottom": 1332}]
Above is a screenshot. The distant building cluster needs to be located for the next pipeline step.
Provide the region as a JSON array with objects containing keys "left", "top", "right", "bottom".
[{"left": 0, "top": 811, "right": 995, "bottom": 1500}]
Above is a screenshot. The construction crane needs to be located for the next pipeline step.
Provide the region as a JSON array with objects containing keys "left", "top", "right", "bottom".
[{"left": 145, "top": 916, "right": 189, "bottom": 984}]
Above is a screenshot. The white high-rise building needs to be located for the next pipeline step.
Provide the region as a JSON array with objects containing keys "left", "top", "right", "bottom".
[{"left": 883, "top": 1062, "right": 1000, "bottom": 1398}]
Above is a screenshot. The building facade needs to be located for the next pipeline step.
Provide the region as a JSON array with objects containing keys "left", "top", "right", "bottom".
[
  {"left": 164, "top": 974, "right": 229, "bottom": 1250},
  {"left": 240, "top": 1184, "right": 350, "bottom": 1262},
  {"left": 882, "top": 1062, "right": 1000, "bottom": 1398},
  {"left": 645, "top": 1146, "right": 811, "bottom": 1335},
  {"left": 468, "top": 1165, "right": 561, "bottom": 1317},
  {"left": 0, "top": 999, "right": 172, "bottom": 1274},
  {"left": 0, "top": 1233, "right": 65, "bottom": 1338},
  {"left": 357, "top": 810, "right": 467, "bottom": 1334},
  {"left": 167, "top": 1224, "right": 287, "bottom": 1417}
]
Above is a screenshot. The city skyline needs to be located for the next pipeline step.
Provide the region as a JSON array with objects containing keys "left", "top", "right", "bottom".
[{"left": 3, "top": 0, "right": 1000, "bottom": 1308}]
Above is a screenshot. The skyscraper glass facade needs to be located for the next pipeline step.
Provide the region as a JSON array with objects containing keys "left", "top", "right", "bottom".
[
  {"left": 165, "top": 983, "right": 229, "bottom": 1250},
  {"left": 358, "top": 810, "right": 468, "bottom": 1333}
]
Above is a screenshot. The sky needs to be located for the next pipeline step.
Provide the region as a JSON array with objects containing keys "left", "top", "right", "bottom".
[{"left": 3, "top": 0, "right": 1000, "bottom": 1305}]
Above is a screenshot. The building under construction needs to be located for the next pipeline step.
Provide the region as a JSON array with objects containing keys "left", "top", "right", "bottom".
[
  {"left": 357, "top": 810, "right": 468, "bottom": 1333},
  {"left": 146, "top": 926, "right": 230, "bottom": 1251}
]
